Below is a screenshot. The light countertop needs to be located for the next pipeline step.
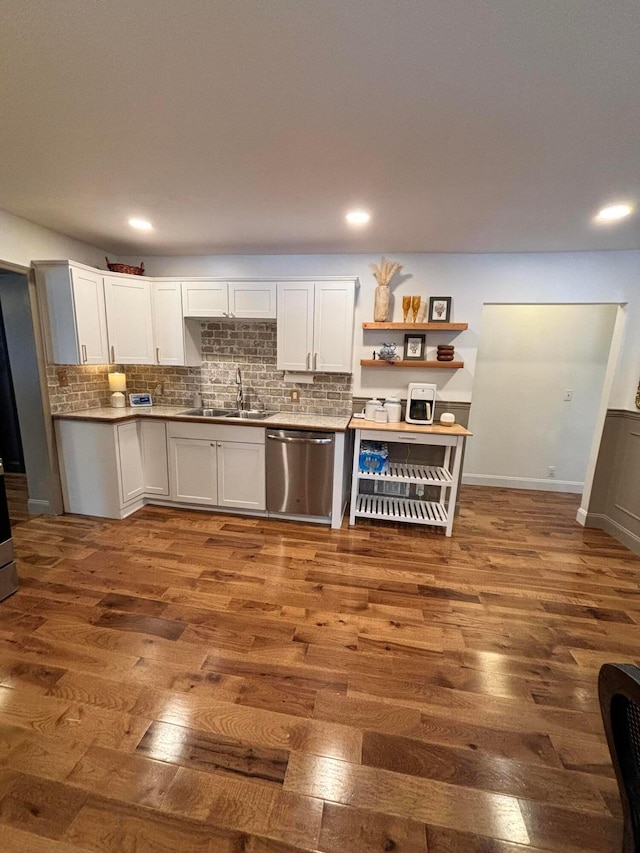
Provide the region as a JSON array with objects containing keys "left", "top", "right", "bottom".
[
  {"left": 348, "top": 416, "right": 472, "bottom": 436},
  {"left": 53, "top": 406, "right": 352, "bottom": 433}
]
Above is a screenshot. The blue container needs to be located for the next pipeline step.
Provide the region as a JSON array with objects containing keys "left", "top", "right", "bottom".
[{"left": 359, "top": 441, "right": 389, "bottom": 474}]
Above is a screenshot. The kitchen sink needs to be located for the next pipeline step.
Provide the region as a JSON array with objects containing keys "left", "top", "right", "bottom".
[
  {"left": 180, "top": 408, "right": 274, "bottom": 420},
  {"left": 180, "top": 408, "right": 235, "bottom": 417},
  {"left": 225, "top": 410, "right": 274, "bottom": 420}
]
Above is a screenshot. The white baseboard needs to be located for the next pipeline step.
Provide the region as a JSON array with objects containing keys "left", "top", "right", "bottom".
[
  {"left": 576, "top": 507, "right": 588, "bottom": 526},
  {"left": 583, "top": 512, "right": 640, "bottom": 557},
  {"left": 27, "top": 499, "right": 53, "bottom": 515},
  {"left": 462, "top": 474, "right": 583, "bottom": 494}
]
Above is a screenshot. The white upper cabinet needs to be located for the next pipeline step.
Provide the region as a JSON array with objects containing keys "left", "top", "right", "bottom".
[
  {"left": 35, "top": 263, "right": 110, "bottom": 364},
  {"left": 313, "top": 281, "right": 355, "bottom": 373},
  {"left": 181, "top": 281, "right": 228, "bottom": 318},
  {"left": 277, "top": 280, "right": 355, "bottom": 373},
  {"left": 276, "top": 282, "right": 315, "bottom": 371},
  {"left": 151, "top": 280, "right": 200, "bottom": 366},
  {"left": 182, "top": 280, "right": 276, "bottom": 319},
  {"left": 104, "top": 276, "right": 154, "bottom": 364},
  {"left": 228, "top": 282, "right": 276, "bottom": 319}
]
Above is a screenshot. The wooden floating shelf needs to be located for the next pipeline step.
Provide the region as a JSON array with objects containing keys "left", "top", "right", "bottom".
[
  {"left": 362, "top": 322, "right": 468, "bottom": 331},
  {"left": 360, "top": 359, "right": 464, "bottom": 369}
]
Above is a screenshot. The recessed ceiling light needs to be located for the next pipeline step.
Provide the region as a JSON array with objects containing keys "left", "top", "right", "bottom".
[
  {"left": 594, "top": 203, "right": 634, "bottom": 223},
  {"left": 128, "top": 217, "right": 153, "bottom": 231},
  {"left": 346, "top": 210, "right": 371, "bottom": 225}
]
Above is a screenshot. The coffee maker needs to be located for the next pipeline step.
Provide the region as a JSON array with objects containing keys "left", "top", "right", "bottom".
[{"left": 405, "top": 383, "right": 437, "bottom": 425}]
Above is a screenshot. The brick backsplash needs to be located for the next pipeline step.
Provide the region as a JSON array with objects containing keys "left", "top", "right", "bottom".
[{"left": 47, "top": 320, "right": 352, "bottom": 416}]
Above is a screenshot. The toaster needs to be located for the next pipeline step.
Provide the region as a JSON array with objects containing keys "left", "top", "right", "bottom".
[{"left": 405, "top": 383, "right": 437, "bottom": 425}]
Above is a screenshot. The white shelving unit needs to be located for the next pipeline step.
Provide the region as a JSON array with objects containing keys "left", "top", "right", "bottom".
[{"left": 348, "top": 424, "right": 470, "bottom": 536}]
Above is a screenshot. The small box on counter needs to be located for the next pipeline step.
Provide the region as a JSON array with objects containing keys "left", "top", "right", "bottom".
[{"left": 359, "top": 441, "right": 389, "bottom": 474}]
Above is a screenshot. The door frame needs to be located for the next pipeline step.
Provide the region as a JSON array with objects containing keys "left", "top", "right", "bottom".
[{"left": 0, "top": 258, "right": 64, "bottom": 515}]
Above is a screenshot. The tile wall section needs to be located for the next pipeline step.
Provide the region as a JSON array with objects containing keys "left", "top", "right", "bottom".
[{"left": 47, "top": 320, "right": 353, "bottom": 416}]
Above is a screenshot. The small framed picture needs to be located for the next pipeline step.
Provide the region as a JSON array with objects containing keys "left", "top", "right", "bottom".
[
  {"left": 428, "top": 296, "right": 452, "bottom": 323},
  {"left": 403, "top": 333, "right": 426, "bottom": 360}
]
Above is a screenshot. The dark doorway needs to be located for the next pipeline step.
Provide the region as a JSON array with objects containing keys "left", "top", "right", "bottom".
[{"left": 0, "top": 301, "right": 25, "bottom": 473}]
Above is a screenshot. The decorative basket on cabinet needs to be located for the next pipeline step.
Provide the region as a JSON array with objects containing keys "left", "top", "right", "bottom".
[{"left": 105, "top": 257, "right": 145, "bottom": 276}]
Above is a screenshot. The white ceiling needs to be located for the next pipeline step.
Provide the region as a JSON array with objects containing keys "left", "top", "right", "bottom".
[{"left": 1, "top": 0, "right": 639, "bottom": 255}]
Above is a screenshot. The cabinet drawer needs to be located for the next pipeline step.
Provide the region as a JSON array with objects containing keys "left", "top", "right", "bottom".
[
  {"left": 168, "top": 421, "right": 265, "bottom": 443},
  {"left": 360, "top": 429, "right": 455, "bottom": 447}
]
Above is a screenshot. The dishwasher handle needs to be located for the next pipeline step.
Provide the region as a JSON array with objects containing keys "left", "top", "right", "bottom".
[{"left": 267, "top": 434, "right": 332, "bottom": 445}]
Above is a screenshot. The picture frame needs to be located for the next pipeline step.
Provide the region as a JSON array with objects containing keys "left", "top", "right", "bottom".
[
  {"left": 428, "top": 296, "right": 452, "bottom": 323},
  {"left": 403, "top": 333, "right": 426, "bottom": 360}
]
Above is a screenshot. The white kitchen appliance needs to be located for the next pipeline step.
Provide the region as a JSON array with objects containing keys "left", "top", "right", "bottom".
[
  {"left": 405, "top": 383, "right": 437, "bottom": 425},
  {"left": 129, "top": 393, "right": 153, "bottom": 407}
]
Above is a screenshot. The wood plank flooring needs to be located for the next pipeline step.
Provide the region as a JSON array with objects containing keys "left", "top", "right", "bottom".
[
  {"left": 1, "top": 485, "right": 637, "bottom": 851},
  {"left": 5, "top": 472, "right": 29, "bottom": 528}
]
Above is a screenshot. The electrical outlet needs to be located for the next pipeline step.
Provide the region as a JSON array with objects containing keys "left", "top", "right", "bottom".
[
  {"left": 548, "top": 466, "right": 556, "bottom": 478},
  {"left": 290, "top": 389, "right": 300, "bottom": 403},
  {"left": 57, "top": 369, "right": 69, "bottom": 387}
]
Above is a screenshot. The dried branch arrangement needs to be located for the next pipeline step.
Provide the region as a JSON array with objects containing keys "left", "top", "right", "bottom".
[{"left": 370, "top": 257, "right": 403, "bottom": 288}]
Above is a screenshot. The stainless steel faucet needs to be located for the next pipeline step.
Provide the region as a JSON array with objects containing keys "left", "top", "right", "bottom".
[{"left": 236, "top": 367, "right": 244, "bottom": 411}]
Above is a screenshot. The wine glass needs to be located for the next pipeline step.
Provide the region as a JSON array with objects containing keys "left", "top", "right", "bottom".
[
  {"left": 402, "top": 295, "right": 411, "bottom": 323},
  {"left": 411, "top": 295, "right": 421, "bottom": 322}
]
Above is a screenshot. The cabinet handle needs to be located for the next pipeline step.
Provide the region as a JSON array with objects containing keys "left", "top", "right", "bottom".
[
  {"left": 110, "top": 345, "right": 115, "bottom": 363},
  {"left": 313, "top": 352, "right": 318, "bottom": 370},
  {"left": 81, "top": 344, "right": 87, "bottom": 363},
  {"left": 223, "top": 312, "right": 229, "bottom": 317},
  {"left": 210, "top": 442, "right": 215, "bottom": 446},
  {"left": 229, "top": 312, "right": 235, "bottom": 318},
  {"left": 306, "top": 352, "right": 310, "bottom": 370},
  {"left": 156, "top": 347, "right": 160, "bottom": 364},
  {"left": 217, "top": 442, "right": 221, "bottom": 447}
]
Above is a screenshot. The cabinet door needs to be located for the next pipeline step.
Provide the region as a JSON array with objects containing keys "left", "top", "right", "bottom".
[
  {"left": 70, "top": 266, "right": 110, "bottom": 364},
  {"left": 151, "top": 281, "right": 185, "bottom": 365},
  {"left": 276, "top": 282, "right": 314, "bottom": 371},
  {"left": 181, "top": 281, "right": 228, "bottom": 317},
  {"left": 228, "top": 282, "right": 276, "bottom": 319},
  {"left": 217, "top": 441, "right": 265, "bottom": 510},
  {"left": 168, "top": 437, "right": 217, "bottom": 504},
  {"left": 104, "top": 277, "right": 154, "bottom": 364},
  {"left": 313, "top": 281, "right": 355, "bottom": 373},
  {"left": 116, "top": 422, "right": 145, "bottom": 505},
  {"left": 140, "top": 421, "right": 169, "bottom": 496}
]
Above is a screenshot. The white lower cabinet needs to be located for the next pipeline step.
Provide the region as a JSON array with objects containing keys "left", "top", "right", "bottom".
[
  {"left": 55, "top": 419, "right": 169, "bottom": 519},
  {"left": 117, "top": 420, "right": 170, "bottom": 505},
  {"left": 140, "top": 421, "right": 170, "bottom": 496},
  {"left": 167, "top": 421, "right": 266, "bottom": 511},
  {"left": 217, "top": 441, "right": 265, "bottom": 510},
  {"left": 168, "top": 438, "right": 218, "bottom": 505},
  {"left": 117, "top": 422, "right": 145, "bottom": 504}
]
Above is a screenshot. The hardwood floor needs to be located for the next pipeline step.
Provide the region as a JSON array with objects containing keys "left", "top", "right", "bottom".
[
  {"left": 1, "top": 485, "right": 636, "bottom": 851},
  {"left": 5, "top": 472, "right": 29, "bottom": 528}
]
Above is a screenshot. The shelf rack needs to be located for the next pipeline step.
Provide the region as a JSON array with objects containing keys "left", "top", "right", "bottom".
[
  {"left": 348, "top": 425, "right": 470, "bottom": 536},
  {"left": 362, "top": 322, "right": 468, "bottom": 331},
  {"left": 360, "top": 359, "right": 464, "bottom": 369},
  {"left": 361, "top": 321, "right": 468, "bottom": 370},
  {"left": 353, "top": 494, "right": 448, "bottom": 525}
]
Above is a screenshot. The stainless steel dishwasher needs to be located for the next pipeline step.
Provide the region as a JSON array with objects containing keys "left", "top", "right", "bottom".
[{"left": 266, "top": 429, "right": 334, "bottom": 518}]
